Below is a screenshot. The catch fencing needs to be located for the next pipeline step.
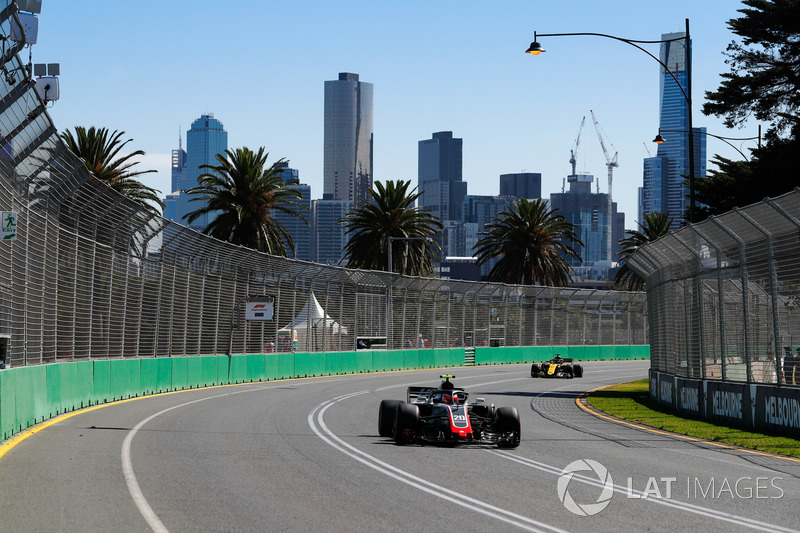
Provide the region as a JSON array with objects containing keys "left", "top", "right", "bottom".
[
  {"left": 0, "top": 3, "right": 646, "bottom": 368},
  {"left": 628, "top": 189, "right": 800, "bottom": 385}
]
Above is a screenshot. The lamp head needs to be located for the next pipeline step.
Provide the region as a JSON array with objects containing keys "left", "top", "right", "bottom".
[
  {"left": 526, "top": 41, "right": 545, "bottom": 55},
  {"left": 652, "top": 133, "right": 666, "bottom": 144}
]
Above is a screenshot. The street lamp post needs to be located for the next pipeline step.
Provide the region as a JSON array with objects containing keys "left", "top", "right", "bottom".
[{"left": 528, "top": 19, "right": 697, "bottom": 222}]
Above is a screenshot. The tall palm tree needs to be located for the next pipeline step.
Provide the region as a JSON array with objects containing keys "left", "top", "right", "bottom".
[
  {"left": 61, "top": 126, "right": 164, "bottom": 214},
  {"left": 184, "top": 147, "right": 306, "bottom": 256},
  {"left": 343, "top": 180, "right": 443, "bottom": 275},
  {"left": 614, "top": 211, "right": 674, "bottom": 291},
  {"left": 474, "top": 197, "right": 581, "bottom": 286}
]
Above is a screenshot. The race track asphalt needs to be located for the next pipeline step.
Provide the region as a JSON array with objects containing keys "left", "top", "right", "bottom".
[{"left": 1, "top": 360, "right": 799, "bottom": 532}]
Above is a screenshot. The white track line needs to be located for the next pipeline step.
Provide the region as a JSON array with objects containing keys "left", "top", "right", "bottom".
[
  {"left": 489, "top": 450, "right": 795, "bottom": 533},
  {"left": 522, "top": 377, "right": 796, "bottom": 532},
  {"left": 309, "top": 387, "right": 567, "bottom": 533}
]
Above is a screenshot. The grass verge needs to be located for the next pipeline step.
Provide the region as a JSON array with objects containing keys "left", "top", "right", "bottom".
[{"left": 586, "top": 379, "right": 800, "bottom": 459}]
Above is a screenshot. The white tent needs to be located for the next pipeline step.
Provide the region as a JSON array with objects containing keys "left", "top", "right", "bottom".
[{"left": 277, "top": 293, "right": 347, "bottom": 351}]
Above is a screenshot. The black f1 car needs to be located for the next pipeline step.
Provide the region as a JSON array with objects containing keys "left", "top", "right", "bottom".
[
  {"left": 530, "top": 356, "right": 583, "bottom": 378},
  {"left": 378, "top": 375, "right": 521, "bottom": 448}
]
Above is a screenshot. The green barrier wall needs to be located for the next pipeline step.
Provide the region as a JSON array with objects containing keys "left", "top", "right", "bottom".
[{"left": 0, "top": 345, "right": 649, "bottom": 442}]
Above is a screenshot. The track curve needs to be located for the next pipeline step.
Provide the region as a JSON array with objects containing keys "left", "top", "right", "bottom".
[{"left": 1, "top": 361, "right": 799, "bottom": 532}]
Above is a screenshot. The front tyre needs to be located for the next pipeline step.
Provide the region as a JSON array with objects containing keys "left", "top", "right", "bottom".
[
  {"left": 378, "top": 400, "right": 403, "bottom": 437},
  {"left": 393, "top": 403, "right": 420, "bottom": 445},
  {"left": 495, "top": 406, "right": 521, "bottom": 449},
  {"left": 530, "top": 363, "right": 541, "bottom": 377},
  {"left": 573, "top": 364, "right": 583, "bottom": 378}
]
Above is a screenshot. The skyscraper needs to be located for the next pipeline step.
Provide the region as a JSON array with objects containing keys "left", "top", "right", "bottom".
[
  {"left": 550, "top": 173, "right": 623, "bottom": 268},
  {"left": 273, "top": 163, "right": 312, "bottom": 262},
  {"left": 639, "top": 32, "right": 706, "bottom": 227},
  {"left": 418, "top": 131, "right": 467, "bottom": 223},
  {"left": 163, "top": 138, "right": 186, "bottom": 223},
  {"left": 163, "top": 114, "right": 228, "bottom": 232},
  {"left": 312, "top": 199, "right": 352, "bottom": 265},
  {"left": 323, "top": 73, "right": 373, "bottom": 204},
  {"left": 462, "top": 194, "right": 515, "bottom": 279},
  {"left": 499, "top": 172, "right": 541, "bottom": 200}
]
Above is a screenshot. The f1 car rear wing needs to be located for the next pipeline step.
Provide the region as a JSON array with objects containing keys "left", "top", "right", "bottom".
[
  {"left": 407, "top": 386, "right": 433, "bottom": 403},
  {"left": 407, "top": 386, "right": 466, "bottom": 403}
]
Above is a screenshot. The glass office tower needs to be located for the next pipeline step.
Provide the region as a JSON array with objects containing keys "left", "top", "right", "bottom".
[
  {"left": 418, "top": 131, "right": 467, "bottom": 223},
  {"left": 273, "top": 163, "right": 312, "bottom": 262},
  {"left": 550, "top": 174, "right": 620, "bottom": 267},
  {"left": 640, "top": 32, "right": 706, "bottom": 227},
  {"left": 499, "top": 172, "right": 541, "bottom": 200},
  {"left": 312, "top": 198, "right": 352, "bottom": 265},
  {"left": 163, "top": 114, "right": 228, "bottom": 232},
  {"left": 323, "top": 73, "right": 373, "bottom": 205}
]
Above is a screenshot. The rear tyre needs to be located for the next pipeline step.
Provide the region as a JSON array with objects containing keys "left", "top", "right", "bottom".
[
  {"left": 495, "top": 406, "right": 521, "bottom": 448},
  {"left": 378, "top": 400, "right": 403, "bottom": 437},
  {"left": 393, "top": 403, "right": 420, "bottom": 445},
  {"left": 530, "top": 363, "right": 541, "bottom": 377},
  {"left": 573, "top": 364, "right": 583, "bottom": 378}
]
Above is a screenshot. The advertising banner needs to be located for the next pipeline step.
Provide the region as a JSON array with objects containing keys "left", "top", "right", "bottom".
[
  {"left": 752, "top": 385, "right": 800, "bottom": 434},
  {"left": 705, "top": 381, "right": 751, "bottom": 428},
  {"left": 675, "top": 378, "right": 704, "bottom": 417}
]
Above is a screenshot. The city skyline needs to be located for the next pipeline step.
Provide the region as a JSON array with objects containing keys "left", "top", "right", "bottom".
[{"left": 33, "top": 1, "right": 759, "bottom": 229}]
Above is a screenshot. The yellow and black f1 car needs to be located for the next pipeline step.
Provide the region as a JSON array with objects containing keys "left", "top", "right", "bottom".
[{"left": 530, "top": 356, "right": 583, "bottom": 378}]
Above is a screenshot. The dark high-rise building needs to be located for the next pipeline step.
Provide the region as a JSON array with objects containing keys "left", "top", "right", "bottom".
[
  {"left": 273, "top": 163, "right": 312, "bottom": 262},
  {"left": 324, "top": 73, "right": 373, "bottom": 205},
  {"left": 163, "top": 114, "right": 228, "bottom": 231},
  {"left": 418, "top": 131, "right": 467, "bottom": 223},
  {"left": 499, "top": 172, "right": 541, "bottom": 199},
  {"left": 312, "top": 198, "right": 352, "bottom": 265},
  {"left": 639, "top": 32, "right": 706, "bottom": 227},
  {"left": 462, "top": 195, "right": 515, "bottom": 279}
]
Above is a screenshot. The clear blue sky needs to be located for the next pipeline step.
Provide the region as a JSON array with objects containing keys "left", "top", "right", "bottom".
[{"left": 32, "top": 0, "right": 758, "bottom": 228}]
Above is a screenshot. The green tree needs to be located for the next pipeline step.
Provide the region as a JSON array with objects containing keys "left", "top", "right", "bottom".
[
  {"left": 614, "top": 211, "right": 674, "bottom": 291},
  {"left": 703, "top": 0, "right": 800, "bottom": 136},
  {"left": 343, "top": 180, "right": 443, "bottom": 275},
  {"left": 697, "top": 0, "right": 800, "bottom": 218},
  {"left": 184, "top": 147, "right": 306, "bottom": 256},
  {"left": 692, "top": 155, "right": 754, "bottom": 219},
  {"left": 62, "top": 126, "right": 164, "bottom": 214},
  {"left": 474, "top": 198, "right": 581, "bottom": 287}
]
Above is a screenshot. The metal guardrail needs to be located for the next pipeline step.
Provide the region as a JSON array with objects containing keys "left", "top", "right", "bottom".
[
  {"left": 0, "top": 3, "right": 647, "bottom": 368},
  {"left": 629, "top": 188, "right": 800, "bottom": 385}
]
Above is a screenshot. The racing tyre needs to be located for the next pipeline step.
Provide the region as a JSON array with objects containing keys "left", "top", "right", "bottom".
[
  {"left": 378, "top": 400, "right": 403, "bottom": 437},
  {"left": 495, "top": 406, "right": 521, "bottom": 449},
  {"left": 573, "top": 364, "right": 583, "bottom": 378},
  {"left": 393, "top": 403, "right": 419, "bottom": 445},
  {"left": 530, "top": 363, "right": 541, "bottom": 377}
]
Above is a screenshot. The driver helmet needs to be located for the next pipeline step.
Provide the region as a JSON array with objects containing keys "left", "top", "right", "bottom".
[{"left": 442, "top": 394, "right": 453, "bottom": 404}]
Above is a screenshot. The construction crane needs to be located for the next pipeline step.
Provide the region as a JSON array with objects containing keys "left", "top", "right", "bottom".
[
  {"left": 590, "top": 110, "right": 619, "bottom": 263},
  {"left": 564, "top": 116, "right": 585, "bottom": 193},
  {"left": 569, "top": 116, "right": 586, "bottom": 177}
]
